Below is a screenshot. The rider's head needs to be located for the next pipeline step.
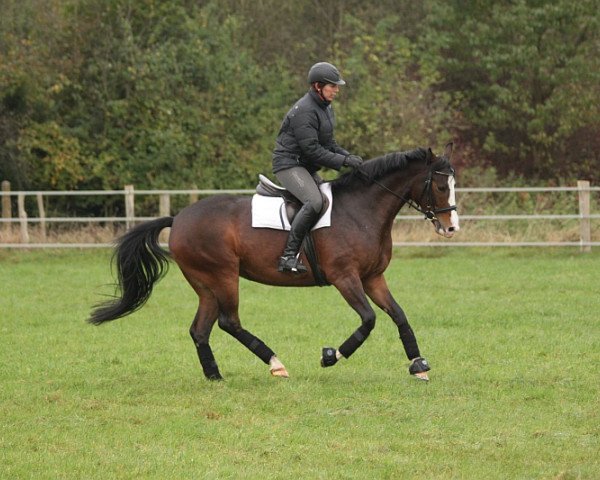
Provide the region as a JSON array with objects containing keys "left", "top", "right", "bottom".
[
  {"left": 308, "top": 62, "right": 345, "bottom": 102},
  {"left": 308, "top": 62, "right": 346, "bottom": 86}
]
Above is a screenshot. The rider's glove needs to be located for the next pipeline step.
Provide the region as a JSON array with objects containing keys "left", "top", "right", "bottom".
[{"left": 343, "top": 155, "right": 363, "bottom": 169}]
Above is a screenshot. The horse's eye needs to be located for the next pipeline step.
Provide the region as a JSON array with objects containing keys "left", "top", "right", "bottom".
[{"left": 437, "top": 184, "right": 448, "bottom": 193}]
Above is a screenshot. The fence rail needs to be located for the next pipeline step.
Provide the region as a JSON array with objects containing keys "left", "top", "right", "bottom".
[{"left": 1, "top": 180, "right": 599, "bottom": 251}]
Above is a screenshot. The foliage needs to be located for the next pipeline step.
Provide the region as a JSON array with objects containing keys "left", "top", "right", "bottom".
[
  {"left": 333, "top": 14, "right": 453, "bottom": 158},
  {"left": 0, "top": 0, "right": 598, "bottom": 197},
  {"left": 421, "top": 0, "right": 600, "bottom": 181},
  {"left": 1, "top": 0, "right": 292, "bottom": 192}
]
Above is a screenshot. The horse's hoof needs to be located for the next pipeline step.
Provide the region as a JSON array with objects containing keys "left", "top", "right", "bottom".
[
  {"left": 413, "top": 371, "right": 429, "bottom": 381},
  {"left": 321, "top": 347, "right": 338, "bottom": 367},
  {"left": 270, "top": 367, "right": 289, "bottom": 378},
  {"left": 409, "top": 357, "right": 430, "bottom": 381}
]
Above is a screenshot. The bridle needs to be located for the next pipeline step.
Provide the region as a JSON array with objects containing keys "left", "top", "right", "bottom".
[{"left": 357, "top": 165, "right": 457, "bottom": 221}]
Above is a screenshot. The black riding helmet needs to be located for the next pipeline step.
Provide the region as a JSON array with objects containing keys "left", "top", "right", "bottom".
[{"left": 307, "top": 62, "right": 346, "bottom": 85}]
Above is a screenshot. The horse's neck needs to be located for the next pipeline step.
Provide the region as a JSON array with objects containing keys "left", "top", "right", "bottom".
[{"left": 335, "top": 172, "right": 411, "bottom": 230}]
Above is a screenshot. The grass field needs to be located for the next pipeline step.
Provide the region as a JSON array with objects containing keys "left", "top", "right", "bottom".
[{"left": 1, "top": 248, "right": 598, "bottom": 479}]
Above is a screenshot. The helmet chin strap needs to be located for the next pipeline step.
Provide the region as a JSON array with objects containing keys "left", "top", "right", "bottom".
[{"left": 312, "top": 82, "right": 327, "bottom": 102}]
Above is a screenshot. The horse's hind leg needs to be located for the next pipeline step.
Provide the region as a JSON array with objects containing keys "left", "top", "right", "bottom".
[
  {"left": 189, "top": 286, "right": 222, "bottom": 380},
  {"left": 364, "top": 275, "right": 430, "bottom": 380},
  {"left": 214, "top": 278, "right": 289, "bottom": 378}
]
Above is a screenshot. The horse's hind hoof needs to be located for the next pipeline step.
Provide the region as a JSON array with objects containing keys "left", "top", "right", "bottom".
[{"left": 409, "top": 357, "right": 430, "bottom": 381}]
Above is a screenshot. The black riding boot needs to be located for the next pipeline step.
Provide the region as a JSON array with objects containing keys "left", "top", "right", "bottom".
[{"left": 278, "top": 204, "right": 319, "bottom": 274}]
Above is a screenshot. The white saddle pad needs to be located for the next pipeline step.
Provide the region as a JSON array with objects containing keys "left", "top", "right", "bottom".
[{"left": 251, "top": 183, "right": 333, "bottom": 231}]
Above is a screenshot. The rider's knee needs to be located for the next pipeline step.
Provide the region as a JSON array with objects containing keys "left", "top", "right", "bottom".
[{"left": 305, "top": 197, "right": 323, "bottom": 216}]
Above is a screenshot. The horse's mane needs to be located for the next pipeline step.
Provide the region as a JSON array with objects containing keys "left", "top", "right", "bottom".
[{"left": 331, "top": 147, "right": 433, "bottom": 190}]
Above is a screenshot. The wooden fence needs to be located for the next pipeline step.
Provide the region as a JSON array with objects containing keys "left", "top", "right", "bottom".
[{"left": 1, "top": 180, "right": 599, "bottom": 251}]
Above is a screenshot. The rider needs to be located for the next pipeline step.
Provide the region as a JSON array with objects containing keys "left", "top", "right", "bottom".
[{"left": 272, "top": 61, "right": 363, "bottom": 274}]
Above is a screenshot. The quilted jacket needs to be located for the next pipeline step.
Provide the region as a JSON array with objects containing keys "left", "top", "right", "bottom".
[{"left": 272, "top": 89, "right": 349, "bottom": 174}]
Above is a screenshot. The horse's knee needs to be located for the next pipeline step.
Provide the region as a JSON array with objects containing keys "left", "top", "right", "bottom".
[
  {"left": 361, "top": 313, "right": 376, "bottom": 333},
  {"left": 354, "top": 313, "right": 376, "bottom": 343},
  {"left": 338, "top": 312, "right": 376, "bottom": 359}
]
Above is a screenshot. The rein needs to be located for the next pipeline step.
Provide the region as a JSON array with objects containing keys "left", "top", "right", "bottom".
[{"left": 356, "top": 167, "right": 457, "bottom": 221}]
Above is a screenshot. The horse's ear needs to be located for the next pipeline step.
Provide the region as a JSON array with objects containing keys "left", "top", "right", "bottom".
[
  {"left": 444, "top": 142, "right": 454, "bottom": 160},
  {"left": 426, "top": 148, "right": 433, "bottom": 165}
]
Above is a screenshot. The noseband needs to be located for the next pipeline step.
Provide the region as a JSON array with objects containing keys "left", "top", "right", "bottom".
[{"left": 360, "top": 166, "right": 457, "bottom": 221}]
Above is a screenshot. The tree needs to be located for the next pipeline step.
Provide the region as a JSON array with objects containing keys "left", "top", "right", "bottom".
[
  {"left": 421, "top": 0, "right": 600, "bottom": 181},
  {"left": 333, "top": 14, "right": 453, "bottom": 160}
]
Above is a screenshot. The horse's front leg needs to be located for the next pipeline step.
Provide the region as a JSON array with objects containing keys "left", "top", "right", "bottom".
[
  {"left": 321, "top": 274, "right": 377, "bottom": 367},
  {"left": 363, "top": 274, "right": 431, "bottom": 381}
]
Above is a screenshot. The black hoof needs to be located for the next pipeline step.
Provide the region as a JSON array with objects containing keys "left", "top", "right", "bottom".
[
  {"left": 321, "top": 347, "right": 338, "bottom": 367},
  {"left": 205, "top": 371, "right": 223, "bottom": 381},
  {"left": 408, "top": 357, "right": 431, "bottom": 375}
]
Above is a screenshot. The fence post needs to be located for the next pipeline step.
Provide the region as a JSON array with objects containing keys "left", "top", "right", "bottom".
[
  {"left": 17, "top": 193, "right": 29, "bottom": 243},
  {"left": 189, "top": 185, "right": 198, "bottom": 205},
  {"left": 159, "top": 193, "right": 170, "bottom": 217},
  {"left": 2, "top": 180, "right": 11, "bottom": 236},
  {"left": 125, "top": 184, "right": 135, "bottom": 230},
  {"left": 159, "top": 193, "right": 170, "bottom": 244},
  {"left": 36, "top": 193, "right": 47, "bottom": 241},
  {"left": 577, "top": 180, "right": 591, "bottom": 253}
]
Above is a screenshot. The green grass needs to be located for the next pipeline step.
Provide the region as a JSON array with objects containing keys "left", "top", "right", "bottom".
[{"left": 1, "top": 248, "right": 598, "bottom": 479}]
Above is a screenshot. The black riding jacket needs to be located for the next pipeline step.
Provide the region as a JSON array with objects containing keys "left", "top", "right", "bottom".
[{"left": 272, "top": 89, "right": 349, "bottom": 174}]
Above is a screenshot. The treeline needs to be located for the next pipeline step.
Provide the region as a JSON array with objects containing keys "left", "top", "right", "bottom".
[{"left": 1, "top": 0, "right": 598, "bottom": 193}]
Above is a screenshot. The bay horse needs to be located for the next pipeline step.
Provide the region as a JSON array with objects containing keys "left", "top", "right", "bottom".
[{"left": 89, "top": 144, "right": 459, "bottom": 381}]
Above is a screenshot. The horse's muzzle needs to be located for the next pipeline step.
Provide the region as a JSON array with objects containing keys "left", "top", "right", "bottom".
[{"left": 432, "top": 215, "right": 460, "bottom": 238}]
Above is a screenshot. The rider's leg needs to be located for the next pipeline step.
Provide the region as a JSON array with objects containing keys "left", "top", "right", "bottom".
[{"left": 275, "top": 167, "right": 323, "bottom": 273}]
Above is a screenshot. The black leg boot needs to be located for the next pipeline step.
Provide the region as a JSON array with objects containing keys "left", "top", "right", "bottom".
[{"left": 278, "top": 204, "right": 319, "bottom": 274}]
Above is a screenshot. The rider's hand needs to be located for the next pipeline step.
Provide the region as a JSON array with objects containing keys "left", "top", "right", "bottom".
[{"left": 344, "top": 155, "right": 363, "bottom": 169}]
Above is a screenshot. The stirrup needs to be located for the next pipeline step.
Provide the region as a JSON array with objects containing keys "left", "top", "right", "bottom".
[{"left": 278, "top": 255, "right": 308, "bottom": 274}]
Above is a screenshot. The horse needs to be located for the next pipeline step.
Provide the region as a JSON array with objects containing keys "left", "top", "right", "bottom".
[{"left": 89, "top": 144, "right": 459, "bottom": 382}]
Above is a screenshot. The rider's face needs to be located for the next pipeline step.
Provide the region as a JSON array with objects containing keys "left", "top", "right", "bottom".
[{"left": 321, "top": 83, "right": 340, "bottom": 102}]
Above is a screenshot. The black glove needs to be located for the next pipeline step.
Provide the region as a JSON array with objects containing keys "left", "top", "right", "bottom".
[{"left": 344, "top": 155, "right": 363, "bottom": 169}]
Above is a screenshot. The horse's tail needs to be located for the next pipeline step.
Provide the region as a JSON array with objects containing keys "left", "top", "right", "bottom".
[{"left": 88, "top": 216, "right": 174, "bottom": 325}]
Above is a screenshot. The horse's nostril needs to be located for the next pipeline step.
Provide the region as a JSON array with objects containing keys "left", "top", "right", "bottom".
[{"left": 448, "top": 226, "right": 455, "bottom": 232}]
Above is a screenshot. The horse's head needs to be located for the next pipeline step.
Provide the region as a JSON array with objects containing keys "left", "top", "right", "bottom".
[{"left": 412, "top": 143, "right": 460, "bottom": 238}]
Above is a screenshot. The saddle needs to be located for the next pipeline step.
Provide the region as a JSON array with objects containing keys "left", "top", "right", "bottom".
[
  {"left": 254, "top": 174, "right": 330, "bottom": 287},
  {"left": 255, "top": 174, "right": 330, "bottom": 225}
]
